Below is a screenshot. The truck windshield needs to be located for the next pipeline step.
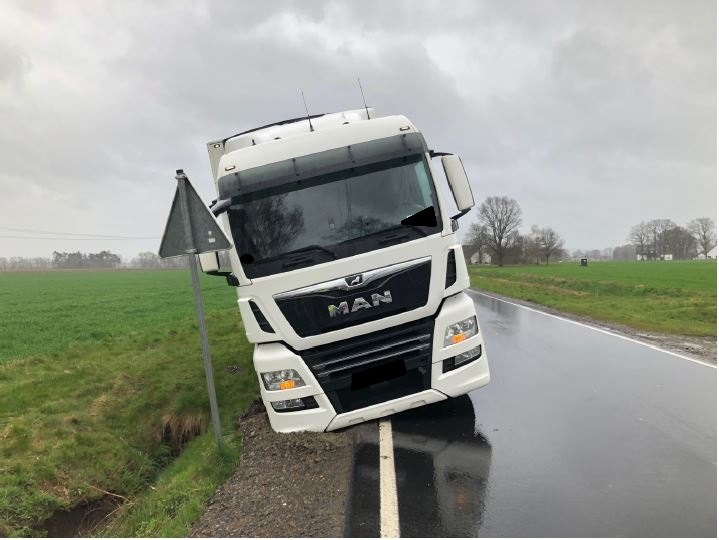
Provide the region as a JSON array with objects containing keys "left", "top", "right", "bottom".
[{"left": 227, "top": 154, "right": 442, "bottom": 279}]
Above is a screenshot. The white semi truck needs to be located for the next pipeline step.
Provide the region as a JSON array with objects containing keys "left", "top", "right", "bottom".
[{"left": 199, "top": 108, "right": 489, "bottom": 432}]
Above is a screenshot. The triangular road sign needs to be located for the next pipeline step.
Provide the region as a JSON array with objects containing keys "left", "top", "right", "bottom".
[{"left": 159, "top": 171, "right": 232, "bottom": 258}]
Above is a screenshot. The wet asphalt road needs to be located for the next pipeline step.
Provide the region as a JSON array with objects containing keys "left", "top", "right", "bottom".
[{"left": 347, "top": 290, "right": 717, "bottom": 537}]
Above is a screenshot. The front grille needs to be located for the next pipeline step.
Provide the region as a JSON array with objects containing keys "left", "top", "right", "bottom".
[
  {"left": 298, "top": 317, "right": 434, "bottom": 413},
  {"left": 274, "top": 257, "right": 432, "bottom": 337}
]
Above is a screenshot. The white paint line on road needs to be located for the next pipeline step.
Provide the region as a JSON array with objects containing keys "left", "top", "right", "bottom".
[
  {"left": 378, "top": 417, "right": 400, "bottom": 538},
  {"left": 469, "top": 289, "right": 717, "bottom": 369}
]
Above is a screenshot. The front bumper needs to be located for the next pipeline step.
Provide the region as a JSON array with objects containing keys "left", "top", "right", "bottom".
[{"left": 254, "top": 292, "right": 489, "bottom": 433}]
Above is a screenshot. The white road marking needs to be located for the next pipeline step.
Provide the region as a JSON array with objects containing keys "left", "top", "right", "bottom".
[
  {"left": 469, "top": 289, "right": 717, "bottom": 369},
  {"left": 378, "top": 417, "right": 400, "bottom": 537}
]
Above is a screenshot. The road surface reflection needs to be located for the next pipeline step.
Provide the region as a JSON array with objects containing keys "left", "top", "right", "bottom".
[{"left": 348, "top": 396, "right": 491, "bottom": 537}]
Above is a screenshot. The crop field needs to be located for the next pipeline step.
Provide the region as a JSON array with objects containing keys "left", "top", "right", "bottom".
[
  {"left": 0, "top": 269, "right": 258, "bottom": 536},
  {"left": 468, "top": 260, "right": 717, "bottom": 337}
]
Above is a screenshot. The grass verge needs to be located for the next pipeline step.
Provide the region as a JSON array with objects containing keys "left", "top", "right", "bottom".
[
  {"left": 98, "top": 431, "right": 241, "bottom": 537},
  {"left": 468, "top": 260, "right": 716, "bottom": 337},
  {"left": 0, "top": 270, "right": 258, "bottom": 536}
]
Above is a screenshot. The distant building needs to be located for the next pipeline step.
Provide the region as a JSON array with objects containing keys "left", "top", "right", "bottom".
[
  {"left": 461, "top": 245, "right": 491, "bottom": 265},
  {"left": 461, "top": 245, "right": 476, "bottom": 264},
  {"left": 635, "top": 247, "right": 675, "bottom": 261},
  {"left": 636, "top": 247, "right": 658, "bottom": 261}
]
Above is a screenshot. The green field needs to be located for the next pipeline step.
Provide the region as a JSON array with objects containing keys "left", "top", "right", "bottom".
[
  {"left": 468, "top": 260, "right": 717, "bottom": 337},
  {"left": 0, "top": 270, "right": 258, "bottom": 536},
  {"left": 0, "top": 270, "right": 240, "bottom": 363}
]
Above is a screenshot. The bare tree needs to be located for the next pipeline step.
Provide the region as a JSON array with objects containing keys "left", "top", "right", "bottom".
[
  {"left": 688, "top": 218, "right": 717, "bottom": 258},
  {"left": 478, "top": 196, "right": 522, "bottom": 266},
  {"left": 0, "top": 256, "right": 52, "bottom": 271},
  {"left": 539, "top": 227, "right": 565, "bottom": 264},
  {"left": 663, "top": 226, "right": 697, "bottom": 260},
  {"left": 613, "top": 244, "right": 637, "bottom": 261},
  {"left": 503, "top": 230, "right": 526, "bottom": 264},
  {"left": 629, "top": 222, "right": 651, "bottom": 259},
  {"left": 464, "top": 222, "right": 489, "bottom": 263},
  {"left": 647, "top": 219, "right": 676, "bottom": 259},
  {"left": 527, "top": 225, "right": 542, "bottom": 265},
  {"left": 132, "top": 252, "right": 161, "bottom": 268}
]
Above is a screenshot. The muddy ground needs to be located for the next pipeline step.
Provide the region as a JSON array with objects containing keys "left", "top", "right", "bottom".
[
  {"left": 473, "top": 289, "right": 716, "bottom": 363},
  {"left": 191, "top": 401, "right": 355, "bottom": 538}
]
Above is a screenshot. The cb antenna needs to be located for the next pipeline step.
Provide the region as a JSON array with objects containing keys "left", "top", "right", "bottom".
[
  {"left": 357, "top": 77, "right": 371, "bottom": 120},
  {"left": 301, "top": 91, "right": 314, "bottom": 132}
]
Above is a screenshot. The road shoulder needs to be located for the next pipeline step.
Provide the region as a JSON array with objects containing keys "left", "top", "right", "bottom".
[
  {"left": 190, "top": 402, "right": 354, "bottom": 537},
  {"left": 469, "top": 288, "right": 716, "bottom": 364}
]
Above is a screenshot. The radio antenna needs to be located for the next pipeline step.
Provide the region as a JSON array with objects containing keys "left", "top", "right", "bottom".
[
  {"left": 301, "top": 91, "right": 314, "bottom": 132},
  {"left": 357, "top": 77, "right": 371, "bottom": 120}
]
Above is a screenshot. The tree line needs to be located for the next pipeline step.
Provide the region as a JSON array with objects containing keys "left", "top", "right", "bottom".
[
  {"left": 629, "top": 218, "right": 716, "bottom": 260},
  {"left": 52, "top": 250, "right": 122, "bottom": 269},
  {"left": 464, "top": 196, "right": 567, "bottom": 266},
  {"left": 463, "top": 195, "right": 717, "bottom": 266},
  {"left": 0, "top": 251, "right": 189, "bottom": 271}
]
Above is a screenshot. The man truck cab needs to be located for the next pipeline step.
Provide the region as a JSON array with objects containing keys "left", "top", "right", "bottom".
[{"left": 200, "top": 108, "right": 489, "bottom": 432}]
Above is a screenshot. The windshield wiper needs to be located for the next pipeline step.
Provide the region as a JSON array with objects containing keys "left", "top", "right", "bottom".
[
  {"left": 340, "top": 224, "right": 429, "bottom": 245},
  {"left": 255, "top": 244, "right": 338, "bottom": 266},
  {"left": 246, "top": 244, "right": 337, "bottom": 270},
  {"left": 283, "top": 244, "right": 338, "bottom": 259},
  {"left": 275, "top": 245, "right": 338, "bottom": 270}
]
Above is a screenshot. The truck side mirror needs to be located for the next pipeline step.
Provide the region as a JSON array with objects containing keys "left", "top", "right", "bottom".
[
  {"left": 441, "top": 155, "right": 474, "bottom": 219},
  {"left": 198, "top": 251, "right": 240, "bottom": 287},
  {"left": 199, "top": 252, "right": 220, "bottom": 273}
]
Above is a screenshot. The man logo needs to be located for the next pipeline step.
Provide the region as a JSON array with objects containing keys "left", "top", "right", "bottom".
[
  {"left": 328, "top": 290, "right": 393, "bottom": 317},
  {"left": 345, "top": 274, "right": 363, "bottom": 287}
]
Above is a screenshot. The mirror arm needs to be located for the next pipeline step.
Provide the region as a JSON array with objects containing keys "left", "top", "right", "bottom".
[
  {"left": 429, "top": 150, "right": 453, "bottom": 159},
  {"left": 450, "top": 209, "right": 471, "bottom": 232},
  {"left": 451, "top": 208, "right": 470, "bottom": 221},
  {"left": 206, "top": 270, "right": 240, "bottom": 287},
  {"left": 210, "top": 198, "right": 231, "bottom": 216}
]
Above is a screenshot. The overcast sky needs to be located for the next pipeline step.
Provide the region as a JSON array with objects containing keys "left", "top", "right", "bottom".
[{"left": 0, "top": 0, "right": 715, "bottom": 260}]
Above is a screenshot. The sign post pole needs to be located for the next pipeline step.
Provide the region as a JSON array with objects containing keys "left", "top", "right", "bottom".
[
  {"left": 177, "top": 172, "right": 223, "bottom": 449},
  {"left": 160, "top": 169, "right": 232, "bottom": 450}
]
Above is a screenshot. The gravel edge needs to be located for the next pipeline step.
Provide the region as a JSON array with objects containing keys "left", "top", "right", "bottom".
[{"left": 190, "top": 402, "right": 355, "bottom": 538}]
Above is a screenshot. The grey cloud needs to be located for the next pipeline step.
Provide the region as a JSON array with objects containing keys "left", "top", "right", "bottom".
[
  {"left": 0, "top": 0, "right": 715, "bottom": 259},
  {"left": 0, "top": 38, "right": 30, "bottom": 86}
]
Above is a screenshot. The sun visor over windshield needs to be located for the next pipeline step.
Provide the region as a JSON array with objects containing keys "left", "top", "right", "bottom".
[{"left": 217, "top": 132, "right": 428, "bottom": 200}]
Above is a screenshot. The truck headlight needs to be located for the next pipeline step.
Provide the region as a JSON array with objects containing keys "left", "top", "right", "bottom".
[
  {"left": 443, "top": 344, "right": 482, "bottom": 373},
  {"left": 271, "top": 396, "right": 319, "bottom": 412},
  {"left": 260, "top": 369, "right": 306, "bottom": 391},
  {"left": 443, "top": 316, "right": 478, "bottom": 347}
]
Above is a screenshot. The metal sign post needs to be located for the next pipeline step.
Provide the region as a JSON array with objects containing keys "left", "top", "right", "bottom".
[{"left": 159, "top": 170, "right": 232, "bottom": 449}]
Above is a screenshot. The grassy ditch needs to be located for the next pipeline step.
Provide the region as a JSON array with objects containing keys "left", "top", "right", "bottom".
[
  {"left": 468, "top": 260, "right": 716, "bottom": 337},
  {"left": 0, "top": 270, "right": 258, "bottom": 536}
]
